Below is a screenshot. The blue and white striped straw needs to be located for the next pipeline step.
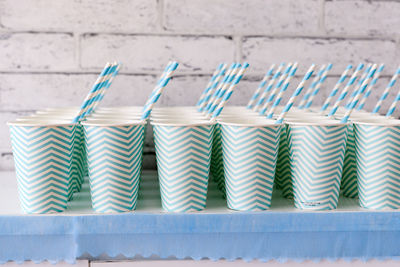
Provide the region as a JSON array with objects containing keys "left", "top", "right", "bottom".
[
  {"left": 253, "top": 63, "right": 285, "bottom": 112},
  {"left": 341, "top": 64, "right": 377, "bottom": 123},
  {"left": 143, "top": 61, "right": 175, "bottom": 111},
  {"left": 372, "top": 66, "right": 400, "bottom": 114},
  {"left": 72, "top": 62, "right": 117, "bottom": 123},
  {"left": 207, "top": 64, "right": 242, "bottom": 114},
  {"left": 275, "top": 64, "right": 316, "bottom": 124},
  {"left": 82, "top": 62, "right": 120, "bottom": 116},
  {"left": 84, "top": 62, "right": 120, "bottom": 117},
  {"left": 386, "top": 89, "right": 400, "bottom": 117},
  {"left": 264, "top": 63, "right": 298, "bottom": 118},
  {"left": 258, "top": 63, "right": 293, "bottom": 115},
  {"left": 247, "top": 64, "right": 275, "bottom": 109},
  {"left": 198, "top": 65, "right": 228, "bottom": 112},
  {"left": 97, "top": 63, "right": 121, "bottom": 103},
  {"left": 320, "top": 64, "right": 352, "bottom": 113},
  {"left": 298, "top": 64, "right": 326, "bottom": 109},
  {"left": 345, "top": 63, "right": 372, "bottom": 108},
  {"left": 304, "top": 63, "right": 333, "bottom": 109},
  {"left": 203, "top": 63, "right": 237, "bottom": 114},
  {"left": 328, "top": 63, "right": 364, "bottom": 117},
  {"left": 210, "top": 63, "right": 250, "bottom": 120},
  {"left": 357, "top": 63, "right": 384, "bottom": 111},
  {"left": 141, "top": 62, "right": 179, "bottom": 121},
  {"left": 196, "top": 63, "right": 226, "bottom": 108}
]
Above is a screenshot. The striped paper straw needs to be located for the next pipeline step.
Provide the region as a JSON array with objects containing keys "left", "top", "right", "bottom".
[
  {"left": 264, "top": 63, "right": 298, "bottom": 118},
  {"left": 72, "top": 62, "right": 117, "bottom": 123},
  {"left": 357, "top": 63, "right": 384, "bottom": 111},
  {"left": 143, "top": 61, "right": 175, "bottom": 111},
  {"left": 247, "top": 64, "right": 275, "bottom": 109},
  {"left": 345, "top": 63, "right": 372, "bottom": 108},
  {"left": 207, "top": 64, "right": 242, "bottom": 114},
  {"left": 85, "top": 62, "right": 120, "bottom": 115},
  {"left": 141, "top": 62, "right": 179, "bottom": 121},
  {"left": 328, "top": 63, "right": 364, "bottom": 117},
  {"left": 386, "top": 89, "right": 400, "bottom": 117},
  {"left": 253, "top": 63, "right": 285, "bottom": 112},
  {"left": 341, "top": 64, "right": 377, "bottom": 123},
  {"left": 304, "top": 63, "right": 333, "bottom": 109},
  {"left": 372, "top": 66, "right": 400, "bottom": 114},
  {"left": 320, "top": 64, "right": 352, "bottom": 113},
  {"left": 93, "top": 62, "right": 121, "bottom": 107},
  {"left": 258, "top": 63, "right": 293, "bottom": 115},
  {"left": 198, "top": 65, "right": 228, "bottom": 112},
  {"left": 275, "top": 64, "right": 316, "bottom": 124},
  {"left": 210, "top": 63, "right": 250, "bottom": 120},
  {"left": 203, "top": 63, "right": 237, "bottom": 114},
  {"left": 196, "top": 63, "right": 226, "bottom": 108},
  {"left": 298, "top": 64, "right": 326, "bottom": 109}
]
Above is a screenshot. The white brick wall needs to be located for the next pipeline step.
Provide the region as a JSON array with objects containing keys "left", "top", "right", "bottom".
[{"left": 0, "top": 0, "right": 399, "bottom": 170}]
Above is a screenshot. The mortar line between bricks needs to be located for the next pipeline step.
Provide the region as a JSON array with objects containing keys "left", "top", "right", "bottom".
[{"left": 0, "top": 29, "right": 397, "bottom": 41}]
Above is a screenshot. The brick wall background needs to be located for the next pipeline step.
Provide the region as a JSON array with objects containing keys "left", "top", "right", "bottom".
[{"left": 1, "top": 0, "right": 400, "bottom": 170}]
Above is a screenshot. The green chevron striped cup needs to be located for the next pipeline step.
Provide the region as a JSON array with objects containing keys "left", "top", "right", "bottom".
[
  {"left": 219, "top": 118, "right": 281, "bottom": 211},
  {"left": 152, "top": 119, "right": 215, "bottom": 212},
  {"left": 82, "top": 120, "right": 146, "bottom": 213},
  {"left": 287, "top": 120, "right": 348, "bottom": 210},
  {"left": 8, "top": 120, "right": 77, "bottom": 214},
  {"left": 354, "top": 118, "right": 400, "bottom": 210}
]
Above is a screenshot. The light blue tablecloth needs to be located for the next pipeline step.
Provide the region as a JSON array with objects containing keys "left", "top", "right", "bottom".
[{"left": 0, "top": 171, "right": 399, "bottom": 263}]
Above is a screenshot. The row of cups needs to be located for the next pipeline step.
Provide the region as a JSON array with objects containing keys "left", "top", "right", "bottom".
[{"left": 8, "top": 105, "right": 400, "bottom": 213}]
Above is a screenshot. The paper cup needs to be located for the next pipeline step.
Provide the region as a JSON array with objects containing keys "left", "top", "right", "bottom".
[
  {"left": 82, "top": 119, "right": 146, "bottom": 213},
  {"left": 353, "top": 118, "right": 400, "bottom": 209},
  {"left": 11, "top": 117, "right": 85, "bottom": 199},
  {"left": 152, "top": 119, "right": 215, "bottom": 212},
  {"left": 287, "top": 120, "right": 348, "bottom": 210},
  {"left": 219, "top": 118, "right": 281, "bottom": 211},
  {"left": 340, "top": 116, "right": 391, "bottom": 199},
  {"left": 8, "top": 120, "right": 76, "bottom": 214},
  {"left": 276, "top": 117, "right": 333, "bottom": 199}
]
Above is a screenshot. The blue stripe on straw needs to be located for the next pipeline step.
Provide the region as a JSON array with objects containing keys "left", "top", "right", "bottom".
[
  {"left": 258, "top": 63, "right": 293, "bottom": 115},
  {"left": 357, "top": 64, "right": 384, "bottom": 111},
  {"left": 72, "top": 63, "right": 116, "bottom": 123},
  {"left": 253, "top": 63, "right": 285, "bottom": 110},
  {"left": 247, "top": 64, "right": 275, "bottom": 109},
  {"left": 320, "top": 64, "right": 352, "bottom": 112},
  {"left": 304, "top": 63, "right": 333, "bottom": 109},
  {"left": 199, "top": 66, "right": 227, "bottom": 112},
  {"left": 341, "top": 65, "right": 377, "bottom": 123},
  {"left": 328, "top": 63, "right": 364, "bottom": 117},
  {"left": 196, "top": 63, "right": 225, "bottom": 108},
  {"left": 141, "top": 62, "right": 179, "bottom": 120},
  {"left": 275, "top": 64, "right": 315, "bottom": 124},
  {"left": 208, "top": 64, "right": 241, "bottom": 114},
  {"left": 298, "top": 65, "right": 326, "bottom": 109},
  {"left": 211, "top": 63, "right": 249, "bottom": 119},
  {"left": 264, "top": 64, "right": 298, "bottom": 118},
  {"left": 204, "top": 63, "right": 237, "bottom": 113},
  {"left": 372, "top": 66, "right": 400, "bottom": 114},
  {"left": 345, "top": 64, "right": 371, "bottom": 109}
]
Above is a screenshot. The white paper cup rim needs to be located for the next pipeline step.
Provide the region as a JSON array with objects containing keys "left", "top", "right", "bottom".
[
  {"left": 81, "top": 119, "right": 146, "bottom": 127},
  {"left": 353, "top": 119, "right": 400, "bottom": 126},
  {"left": 287, "top": 120, "right": 348, "bottom": 126},
  {"left": 151, "top": 119, "right": 215, "bottom": 127},
  {"left": 8, "top": 120, "right": 76, "bottom": 127},
  {"left": 217, "top": 118, "right": 279, "bottom": 127}
]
